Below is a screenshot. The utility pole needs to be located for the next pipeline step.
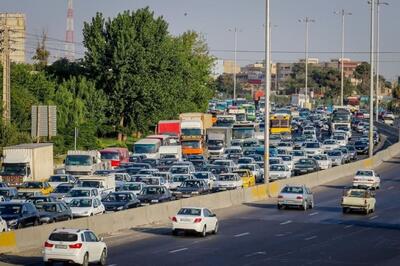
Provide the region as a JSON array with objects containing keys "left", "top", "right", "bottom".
[
  {"left": 299, "top": 17, "right": 315, "bottom": 107},
  {"left": 264, "top": 0, "right": 271, "bottom": 187},
  {"left": 369, "top": 0, "right": 376, "bottom": 158},
  {"left": 1, "top": 25, "right": 11, "bottom": 124},
  {"left": 335, "top": 9, "right": 352, "bottom": 106},
  {"left": 229, "top": 28, "right": 239, "bottom": 101},
  {"left": 65, "top": 0, "right": 75, "bottom": 60},
  {"left": 375, "top": 0, "right": 389, "bottom": 121}
]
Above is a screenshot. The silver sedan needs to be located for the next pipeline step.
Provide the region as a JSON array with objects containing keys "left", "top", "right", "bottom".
[{"left": 277, "top": 185, "right": 314, "bottom": 210}]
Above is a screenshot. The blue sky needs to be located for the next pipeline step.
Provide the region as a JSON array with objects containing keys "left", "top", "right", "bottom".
[{"left": 1, "top": 0, "right": 399, "bottom": 80}]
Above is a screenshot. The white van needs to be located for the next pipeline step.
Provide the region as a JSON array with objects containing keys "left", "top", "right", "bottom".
[{"left": 133, "top": 138, "right": 161, "bottom": 159}]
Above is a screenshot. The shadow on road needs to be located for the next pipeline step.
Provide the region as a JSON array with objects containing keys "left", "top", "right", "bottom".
[
  {"left": 323, "top": 218, "right": 400, "bottom": 231},
  {"left": 131, "top": 226, "right": 172, "bottom": 237},
  {"left": 242, "top": 202, "right": 277, "bottom": 209},
  {"left": 0, "top": 254, "right": 42, "bottom": 266},
  {"left": 383, "top": 160, "right": 400, "bottom": 164},
  {"left": 320, "top": 184, "right": 347, "bottom": 190}
]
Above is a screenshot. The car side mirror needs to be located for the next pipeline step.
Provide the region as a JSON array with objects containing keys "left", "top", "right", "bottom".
[
  {"left": 209, "top": 213, "right": 216, "bottom": 217},
  {"left": 99, "top": 237, "right": 104, "bottom": 242}
]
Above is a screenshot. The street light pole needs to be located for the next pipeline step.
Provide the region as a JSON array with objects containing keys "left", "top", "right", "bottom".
[
  {"left": 369, "top": 0, "right": 376, "bottom": 158},
  {"left": 264, "top": 0, "right": 271, "bottom": 186},
  {"left": 299, "top": 17, "right": 315, "bottom": 107},
  {"left": 228, "top": 28, "right": 239, "bottom": 101},
  {"left": 375, "top": 1, "right": 389, "bottom": 122},
  {"left": 335, "top": 10, "right": 352, "bottom": 106}
]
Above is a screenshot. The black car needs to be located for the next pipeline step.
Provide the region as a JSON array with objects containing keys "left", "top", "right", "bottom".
[
  {"left": 141, "top": 159, "right": 159, "bottom": 168},
  {"left": 190, "top": 159, "right": 208, "bottom": 171},
  {"left": 206, "top": 164, "right": 230, "bottom": 177},
  {"left": 0, "top": 202, "right": 40, "bottom": 229},
  {"left": 37, "top": 202, "right": 72, "bottom": 224},
  {"left": 129, "top": 154, "right": 147, "bottom": 163},
  {"left": 0, "top": 187, "right": 18, "bottom": 201},
  {"left": 102, "top": 192, "right": 141, "bottom": 211},
  {"left": 50, "top": 183, "right": 76, "bottom": 200},
  {"left": 293, "top": 158, "right": 320, "bottom": 176},
  {"left": 137, "top": 186, "right": 172, "bottom": 204},
  {"left": 354, "top": 140, "right": 369, "bottom": 154},
  {"left": 174, "top": 180, "right": 210, "bottom": 198}
]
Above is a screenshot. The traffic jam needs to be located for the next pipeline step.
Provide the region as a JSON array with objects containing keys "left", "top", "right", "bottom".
[{"left": 0, "top": 98, "right": 390, "bottom": 265}]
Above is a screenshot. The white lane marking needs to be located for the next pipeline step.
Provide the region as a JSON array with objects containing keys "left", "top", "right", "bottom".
[
  {"left": 309, "top": 212, "right": 319, "bottom": 216},
  {"left": 369, "top": 215, "right": 379, "bottom": 220},
  {"left": 304, "top": 235, "right": 317, "bottom": 241},
  {"left": 275, "top": 233, "right": 286, "bottom": 237},
  {"left": 234, "top": 232, "right": 250, "bottom": 237},
  {"left": 245, "top": 251, "right": 267, "bottom": 257},
  {"left": 387, "top": 186, "right": 394, "bottom": 190},
  {"left": 108, "top": 264, "right": 117, "bottom": 266},
  {"left": 280, "top": 220, "right": 292, "bottom": 225},
  {"left": 344, "top": 225, "right": 353, "bottom": 229},
  {"left": 169, "top": 248, "right": 188, "bottom": 254}
]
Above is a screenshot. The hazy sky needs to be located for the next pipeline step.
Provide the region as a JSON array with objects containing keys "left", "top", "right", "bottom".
[{"left": 1, "top": 0, "right": 399, "bottom": 80}]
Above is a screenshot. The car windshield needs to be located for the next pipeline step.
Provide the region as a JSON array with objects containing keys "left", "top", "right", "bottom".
[
  {"left": 193, "top": 173, "right": 208, "bottom": 179},
  {"left": 0, "top": 190, "right": 10, "bottom": 197},
  {"left": 22, "top": 182, "right": 43, "bottom": 189},
  {"left": 218, "top": 175, "right": 237, "bottom": 181},
  {"left": 36, "top": 203, "right": 58, "bottom": 212},
  {"left": 181, "top": 141, "right": 201, "bottom": 149},
  {"left": 270, "top": 165, "right": 285, "bottom": 171},
  {"left": 49, "top": 233, "right": 78, "bottom": 242},
  {"left": 54, "top": 186, "right": 73, "bottom": 193},
  {"left": 305, "top": 143, "right": 320, "bottom": 148},
  {"left": 81, "top": 181, "right": 100, "bottom": 188},
  {"left": 65, "top": 155, "right": 92, "bottom": 166},
  {"left": 225, "top": 148, "right": 241, "bottom": 154},
  {"left": 172, "top": 176, "right": 188, "bottom": 182},
  {"left": 114, "top": 174, "right": 126, "bottom": 181},
  {"left": 134, "top": 144, "right": 157, "bottom": 154},
  {"left": 334, "top": 135, "right": 345, "bottom": 140},
  {"left": 356, "top": 171, "right": 373, "bottom": 176},
  {"left": 355, "top": 141, "right": 367, "bottom": 146},
  {"left": 178, "top": 208, "right": 201, "bottom": 216},
  {"left": 281, "top": 186, "right": 304, "bottom": 194},
  {"left": 347, "top": 190, "right": 367, "bottom": 198},
  {"left": 269, "top": 159, "right": 281, "bottom": 164},
  {"left": 101, "top": 152, "right": 119, "bottom": 160},
  {"left": 239, "top": 165, "right": 255, "bottom": 171},
  {"left": 141, "top": 178, "right": 160, "bottom": 186},
  {"left": 327, "top": 151, "right": 341, "bottom": 156},
  {"left": 104, "top": 193, "right": 130, "bottom": 202},
  {"left": 238, "top": 158, "right": 252, "bottom": 164},
  {"left": 49, "top": 176, "right": 68, "bottom": 182},
  {"left": 279, "top": 156, "right": 292, "bottom": 161},
  {"left": 69, "top": 190, "right": 91, "bottom": 197},
  {"left": 0, "top": 204, "right": 21, "bottom": 215},
  {"left": 313, "top": 155, "right": 328, "bottom": 160},
  {"left": 324, "top": 140, "right": 336, "bottom": 145},
  {"left": 122, "top": 184, "right": 142, "bottom": 191},
  {"left": 141, "top": 187, "right": 163, "bottom": 195},
  {"left": 181, "top": 181, "right": 202, "bottom": 188},
  {"left": 69, "top": 199, "right": 92, "bottom": 208},
  {"left": 292, "top": 151, "right": 305, "bottom": 156},
  {"left": 170, "top": 167, "right": 188, "bottom": 174}
]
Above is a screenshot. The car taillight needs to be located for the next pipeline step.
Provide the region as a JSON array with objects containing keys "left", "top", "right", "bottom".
[
  {"left": 172, "top": 216, "right": 177, "bottom": 222},
  {"left": 296, "top": 196, "right": 303, "bottom": 200},
  {"left": 193, "top": 218, "right": 202, "bottom": 223},
  {"left": 368, "top": 179, "right": 374, "bottom": 182},
  {"left": 111, "top": 160, "right": 120, "bottom": 167},
  {"left": 69, "top": 243, "right": 83, "bottom": 249},
  {"left": 278, "top": 195, "right": 283, "bottom": 199},
  {"left": 44, "top": 241, "right": 54, "bottom": 248}
]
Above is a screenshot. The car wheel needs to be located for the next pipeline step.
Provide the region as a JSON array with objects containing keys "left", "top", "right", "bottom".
[
  {"left": 200, "top": 226, "right": 207, "bottom": 237},
  {"left": 44, "top": 262, "right": 53, "bottom": 266},
  {"left": 302, "top": 201, "right": 307, "bottom": 211},
  {"left": 172, "top": 229, "right": 178, "bottom": 236},
  {"left": 309, "top": 200, "right": 314, "bottom": 209},
  {"left": 342, "top": 207, "right": 349, "bottom": 214},
  {"left": 277, "top": 204, "right": 283, "bottom": 210},
  {"left": 98, "top": 249, "right": 107, "bottom": 266},
  {"left": 33, "top": 219, "right": 39, "bottom": 226},
  {"left": 17, "top": 223, "right": 23, "bottom": 229},
  {"left": 82, "top": 253, "right": 89, "bottom": 266},
  {"left": 212, "top": 223, "right": 218, "bottom": 234}
]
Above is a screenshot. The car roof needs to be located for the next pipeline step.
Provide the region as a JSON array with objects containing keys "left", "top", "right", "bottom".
[{"left": 52, "top": 228, "right": 88, "bottom": 234}]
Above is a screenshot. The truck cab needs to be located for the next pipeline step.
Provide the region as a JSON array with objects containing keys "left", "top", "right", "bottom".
[
  {"left": 79, "top": 175, "right": 116, "bottom": 199},
  {"left": 65, "top": 150, "right": 106, "bottom": 176}
]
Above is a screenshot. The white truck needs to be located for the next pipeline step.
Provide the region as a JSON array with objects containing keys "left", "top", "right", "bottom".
[
  {"left": 206, "top": 127, "right": 232, "bottom": 159},
  {"left": 159, "top": 145, "right": 182, "bottom": 161},
  {"left": 65, "top": 150, "right": 108, "bottom": 177},
  {"left": 79, "top": 174, "right": 116, "bottom": 198},
  {"left": 1, "top": 143, "right": 53, "bottom": 186}
]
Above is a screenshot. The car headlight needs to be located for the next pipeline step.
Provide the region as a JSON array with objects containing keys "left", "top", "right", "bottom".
[
  {"left": 117, "top": 206, "right": 124, "bottom": 210},
  {"left": 7, "top": 219, "right": 18, "bottom": 226}
]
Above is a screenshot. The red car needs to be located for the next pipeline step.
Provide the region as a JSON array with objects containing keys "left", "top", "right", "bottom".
[{"left": 355, "top": 112, "right": 364, "bottom": 119}]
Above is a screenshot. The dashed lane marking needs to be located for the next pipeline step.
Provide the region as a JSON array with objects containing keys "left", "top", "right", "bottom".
[
  {"left": 169, "top": 248, "right": 188, "bottom": 254},
  {"left": 234, "top": 232, "right": 250, "bottom": 237},
  {"left": 280, "top": 220, "right": 292, "bottom": 225}
]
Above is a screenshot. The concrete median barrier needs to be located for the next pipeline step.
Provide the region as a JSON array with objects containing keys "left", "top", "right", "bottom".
[{"left": 2, "top": 141, "right": 400, "bottom": 254}]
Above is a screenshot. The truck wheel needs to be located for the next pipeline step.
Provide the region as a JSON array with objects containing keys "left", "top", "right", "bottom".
[{"left": 342, "top": 207, "right": 349, "bottom": 214}]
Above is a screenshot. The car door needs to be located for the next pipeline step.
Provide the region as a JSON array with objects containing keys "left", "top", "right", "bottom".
[
  {"left": 84, "top": 231, "right": 100, "bottom": 262},
  {"left": 204, "top": 209, "right": 216, "bottom": 231},
  {"left": 93, "top": 199, "right": 101, "bottom": 215}
]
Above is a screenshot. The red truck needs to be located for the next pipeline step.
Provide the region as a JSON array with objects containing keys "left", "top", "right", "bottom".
[
  {"left": 157, "top": 120, "right": 181, "bottom": 138},
  {"left": 100, "top": 147, "right": 129, "bottom": 168}
]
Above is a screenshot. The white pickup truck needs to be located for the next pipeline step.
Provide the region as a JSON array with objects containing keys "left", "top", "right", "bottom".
[
  {"left": 352, "top": 169, "right": 380, "bottom": 190},
  {"left": 341, "top": 188, "right": 376, "bottom": 214}
]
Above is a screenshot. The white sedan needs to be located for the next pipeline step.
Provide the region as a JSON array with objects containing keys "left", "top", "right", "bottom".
[
  {"left": 0, "top": 216, "right": 8, "bottom": 232},
  {"left": 213, "top": 173, "right": 243, "bottom": 191},
  {"left": 312, "top": 154, "right": 332, "bottom": 170},
  {"left": 172, "top": 207, "right": 218, "bottom": 237},
  {"left": 68, "top": 197, "right": 105, "bottom": 217},
  {"left": 353, "top": 170, "right": 381, "bottom": 190},
  {"left": 269, "top": 164, "right": 291, "bottom": 181}
]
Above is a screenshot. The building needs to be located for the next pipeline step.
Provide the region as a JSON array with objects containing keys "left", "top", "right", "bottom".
[
  {"left": 223, "top": 60, "right": 240, "bottom": 74},
  {"left": 299, "top": 58, "right": 319, "bottom": 65},
  {"left": 276, "top": 63, "right": 294, "bottom": 83},
  {"left": 0, "top": 13, "right": 26, "bottom": 63},
  {"left": 211, "top": 59, "right": 224, "bottom": 79},
  {"left": 325, "top": 58, "right": 361, "bottom": 78}
]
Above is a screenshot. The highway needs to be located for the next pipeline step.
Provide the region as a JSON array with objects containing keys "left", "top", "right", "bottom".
[
  {"left": 3, "top": 153, "right": 399, "bottom": 266},
  {"left": 103, "top": 156, "right": 400, "bottom": 266}
]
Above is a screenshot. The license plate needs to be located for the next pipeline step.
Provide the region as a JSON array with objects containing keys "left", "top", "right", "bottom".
[
  {"left": 151, "top": 200, "right": 159, "bottom": 203},
  {"left": 180, "top": 218, "right": 191, "bottom": 222},
  {"left": 55, "top": 245, "right": 67, "bottom": 249}
]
